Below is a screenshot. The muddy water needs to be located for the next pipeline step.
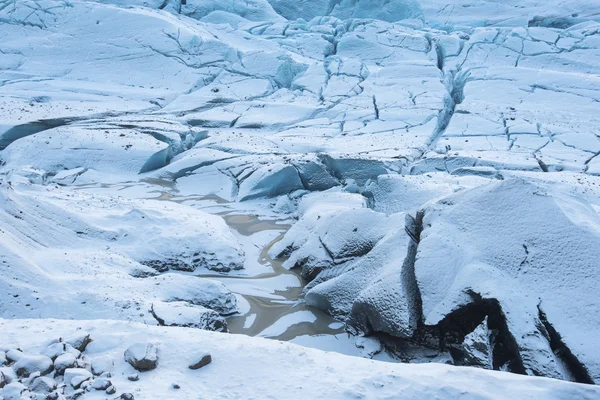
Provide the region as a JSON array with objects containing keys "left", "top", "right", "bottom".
[{"left": 205, "top": 214, "right": 345, "bottom": 341}]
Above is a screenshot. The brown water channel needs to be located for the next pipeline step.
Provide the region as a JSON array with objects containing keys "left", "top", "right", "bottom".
[{"left": 207, "top": 213, "right": 344, "bottom": 341}]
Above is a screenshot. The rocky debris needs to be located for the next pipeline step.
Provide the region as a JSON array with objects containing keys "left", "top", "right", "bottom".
[
  {"left": 121, "top": 393, "right": 135, "bottom": 400},
  {"left": 189, "top": 353, "right": 212, "bottom": 370},
  {"left": 13, "top": 354, "right": 53, "bottom": 377},
  {"left": 127, "top": 373, "right": 139, "bottom": 381},
  {"left": 0, "top": 333, "right": 153, "bottom": 400},
  {"left": 64, "top": 368, "right": 93, "bottom": 389},
  {"left": 151, "top": 301, "right": 228, "bottom": 332},
  {"left": 124, "top": 342, "right": 159, "bottom": 371}
]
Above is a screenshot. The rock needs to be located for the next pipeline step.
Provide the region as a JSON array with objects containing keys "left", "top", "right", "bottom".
[
  {"left": 13, "top": 355, "right": 53, "bottom": 377},
  {"left": 106, "top": 385, "right": 117, "bottom": 395},
  {"left": 80, "top": 380, "right": 92, "bottom": 391},
  {"left": 23, "top": 371, "right": 40, "bottom": 386},
  {"left": 5, "top": 349, "right": 24, "bottom": 363},
  {"left": 124, "top": 342, "right": 159, "bottom": 371},
  {"left": 121, "top": 393, "right": 135, "bottom": 400},
  {"left": 63, "top": 368, "right": 92, "bottom": 389},
  {"left": 172, "top": 383, "right": 180, "bottom": 389},
  {"left": 66, "top": 332, "right": 92, "bottom": 352},
  {"left": 54, "top": 353, "right": 77, "bottom": 375},
  {"left": 42, "top": 343, "right": 80, "bottom": 360},
  {"left": 46, "top": 391, "right": 66, "bottom": 400},
  {"left": 188, "top": 353, "right": 212, "bottom": 370},
  {"left": 91, "top": 355, "right": 114, "bottom": 376},
  {"left": 91, "top": 377, "right": 112, "bottom": 390},
  {"left": 29, "top": 376, "right": 57, "bottom": 393},
  {"left": 0, "top": 371, "right": 7, "bottom": 389},
  {"left": 75, "top": 354, "right": 91, "bottom": 371},
  {"left": 0, "top": 367, "right": 17, "bottom": 386},
  {"left": 1, "top": 381, "right": 29, "bottom": 400},
  {"left": 127, "top": 373, "right": 139, "bottom": 381},
  {"left": 459, "top": 317, "right": 493, "bottom": 369}
]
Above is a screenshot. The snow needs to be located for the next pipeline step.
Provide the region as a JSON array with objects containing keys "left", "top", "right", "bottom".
[
  {"left": 1, "top": 0, "right": 600, "bottom": 396},
  {"left": 415, "top": 178, "right": 600, "bottom": 381},
  {"left": 2, "top": 318, "right": 600, "bottom": 400}
]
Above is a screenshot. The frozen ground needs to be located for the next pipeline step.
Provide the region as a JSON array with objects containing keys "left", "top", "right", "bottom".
[{"left": 1, "top": 0, "right": 600, "bottom": 398}]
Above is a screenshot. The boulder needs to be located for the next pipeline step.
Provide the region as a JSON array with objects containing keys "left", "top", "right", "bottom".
[
  {"left": 92, "top": 377, "right": 112, "bottom": 390},
  {"left": 42, "top": 343, "right": 80, "bottom": 360},
  {"left": 66, "top": 332, "right": 92, "bottom": 352},
  {"left": 13, "top": 355, "right": 53, "bottom": 377},
  {"left": 63, "top": 368, "right": 92, "bottom": 389},
  {"left": 29, "top": 376, "right": 57, "bottom": 393},
  {"left": 91, "top": 355, "right": 114, "bottom": 376},
  {"left": 124, "top": 342, "right": 159, "bottom": 371},
  {"left": 188, "top": 353, "right": 212, "bottom": 370},
  {"left": 5, "top": 349, "right": 24, "bottom": 363},
  {"left": 54, "top": 353, "right": 77, "bottom": 375}
]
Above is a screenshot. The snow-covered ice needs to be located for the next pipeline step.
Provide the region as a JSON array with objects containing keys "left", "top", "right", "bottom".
[{"left": 1, "top": 0, "right": 600, "bottom": 397}]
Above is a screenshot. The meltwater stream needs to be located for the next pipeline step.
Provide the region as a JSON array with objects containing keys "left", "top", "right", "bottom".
[{"left": 203, "top": 213, "right": 345, "bottom": 341}]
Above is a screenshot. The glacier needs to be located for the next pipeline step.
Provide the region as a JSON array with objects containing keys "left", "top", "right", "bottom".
[{"left": 1, "top": 0, "right": 600, "bottom": 398}]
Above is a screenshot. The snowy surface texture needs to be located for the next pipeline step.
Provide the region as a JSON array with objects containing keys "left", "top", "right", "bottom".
[{"left": 1, "top": 0, "right": 600, "bottom": 398}]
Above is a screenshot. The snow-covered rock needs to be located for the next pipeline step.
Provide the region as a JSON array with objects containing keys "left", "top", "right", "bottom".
[
  {"left": 13, "top": 355, "right": 53, "bottom": 377},
  {"left": 54, "top": 353, "right": 77, "bottom": 375},
  {"left": 124, "top": 342, "right": 160, "bottom": 372},
  {"left": 64, "top": 368, "right": 93, "bottom": 389},
  {"left": 29, "top": 376, "right": 57, "bottom": 393}
]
